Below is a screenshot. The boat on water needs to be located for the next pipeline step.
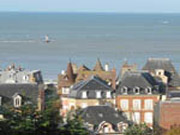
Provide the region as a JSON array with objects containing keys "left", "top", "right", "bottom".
[{"left": 45, "top": 35, "right": 50, "bottom": 43}]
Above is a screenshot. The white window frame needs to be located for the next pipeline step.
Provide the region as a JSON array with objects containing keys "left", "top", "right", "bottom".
[
  {"left": 106, "top": 91, "right": 111, "bottom": 98},
  {"left": 144, "top": 99, "right": 153, "bottom": 110},
  {"left": 121, "top": 86, "right": 128, "bottom": 94},
  {"left": 144, "top": 112, "right": 153, "bottom": 124},
  {"left": 14, "top": 95, "right": 22, "bottom": 108},
  {"left": 132, "top": 112, "right": 140, "bottom": 124},
  {"left": 82, "top": 91, "right": 87, "bottom": 98},
  {"left": 96, "top": 91, "right": 101, "bottom": 99},
  {"left": 134, "top": 87, "right": 140, "bottom": 94},
  {"left": 146, "top": 87, "right": 152, "bottom": 94},
  {"left": 133, "top": 99, "right": 141, "bottom": 110},
  {"left": 120, "top": 99, "right": 129, "bottom": 110}
]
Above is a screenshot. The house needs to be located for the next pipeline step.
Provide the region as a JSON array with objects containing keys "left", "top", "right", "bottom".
[
  {"left": 116, "top": 71, "right": 166, "bottom": 127},
  {"left": 60, "top": 76, "right": 115, "bottom": 116},
  {"left": 0, "top": 64, "right": 43, "bottom": 84},
  {"left": 142, "top": 58, "right": 180, "bottom": 90},
  {"left": 154, "top": 98, "right": 180, "bottom": 130},
  {"left": 79, "top": 106, "right": 129, "bottom": 135},
  {"left": 58, "top": 59, "right": 117, "bottom": 96},
  {"left": 0, "top": 84, "right": 45, "bottom": 112}
]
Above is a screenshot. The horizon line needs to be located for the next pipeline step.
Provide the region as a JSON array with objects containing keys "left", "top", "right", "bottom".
[{"left": 1, "top": 11, "right": 180, "bottom": 14}]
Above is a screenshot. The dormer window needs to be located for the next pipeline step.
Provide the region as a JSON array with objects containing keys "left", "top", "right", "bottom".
[
  {"left": 13, "top": 94, "right": 22, "bottom": 108},
  {"left": 96, "top": 91, "right": 101, "bottom": 98},
  {"left": 82, "top": 91, "right": 87, "bottom": 98},
  {"left": 134, "top": 87, "right": 140, "bottom": 94},
  {"left": 106, "top": 91, "right": 111, "bottom": 98},
  {"left": 146, "top": 87, "right": 152, "bottom": 94},
  {"left": 23, "top": 75, "right": 29, "bottom": 81},
  {"left": 121, "top": 86, "right": 128, "bottom": 94}
]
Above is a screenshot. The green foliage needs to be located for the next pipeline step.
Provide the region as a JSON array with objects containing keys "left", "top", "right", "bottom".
[
  {"left": 165, "top": 126, "right": 180, "bottom": 135},
  {"left": 0, "top": 88, "right": 89, "bottom": 135},
  {"left": 124, "top": 123, "right": 152, "bottom": 135}
]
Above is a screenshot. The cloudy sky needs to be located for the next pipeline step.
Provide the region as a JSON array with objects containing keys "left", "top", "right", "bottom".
[{"left": 1, "top": 0, "right": 180, "bottom": 13}]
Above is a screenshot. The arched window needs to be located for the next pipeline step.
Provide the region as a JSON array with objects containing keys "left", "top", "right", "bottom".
[{"left": 13, "top": 95, "right": 22, "bottom": 108}]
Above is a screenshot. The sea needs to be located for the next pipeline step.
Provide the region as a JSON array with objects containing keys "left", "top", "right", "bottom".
[{"left": 0, "top": 12, "right": 180, "bottom": 80}]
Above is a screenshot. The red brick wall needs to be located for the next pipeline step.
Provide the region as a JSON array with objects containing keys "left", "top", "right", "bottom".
[{"left": 159, "top": 102, "right": 180, "bottom": 130}]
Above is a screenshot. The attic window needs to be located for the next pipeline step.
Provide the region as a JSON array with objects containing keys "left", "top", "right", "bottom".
[
  {"left": 98, "top": 113, "right": 103, "bottom": 117},
  {"left": 134, "top": 87, "right": 140, "bottom": 94},
  {"left": 96, "top": 91, "right": 101, "bottom": 99},
  {"left": 121, "top": 87, "right": 128, "bottom": 94},
  {"left": 106, "top": 91, "right": 111, "bottom": 98},
  {"left": 146, "top": 87, "right": 152, "bottom": 94},
  {"left": 13, "top": 95, "right": 22, "bottom": 108},
  {"left": 82, "top": 91, "right": 87, "bottom": 98}
]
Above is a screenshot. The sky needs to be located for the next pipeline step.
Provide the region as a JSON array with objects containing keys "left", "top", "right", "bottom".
[{"left": 0, "top": 0, "right": 180, "bottom": 13}]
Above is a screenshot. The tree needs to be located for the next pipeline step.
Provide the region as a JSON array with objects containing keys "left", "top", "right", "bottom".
[{"left": 124, "top": 123, "right": 152, "bottom": 135}]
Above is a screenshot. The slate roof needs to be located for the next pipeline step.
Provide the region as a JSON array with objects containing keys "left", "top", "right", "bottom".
[
  {"left": 117, "top": 71, "right": 163, "bottom": 95},
  {"left": 168, "top": 91, "right": 180, "bottom": 98},
  {"left": 79, "top": 106, "right": 128, "bottom": 131},
  {"left": 143, "top": 58, "right": 176, "bottom": 73},
  {"left": 69, "top": 76, "right": 114, "bottom": 99},
  {"left": 0, "top": 84, "right": 40, "bottom": 105},
  {"left": 143, "top": 58, "right": 180, "bottom": 87}
]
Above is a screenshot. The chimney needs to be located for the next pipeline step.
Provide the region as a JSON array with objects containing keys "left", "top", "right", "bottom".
[{"left": 104, "top": 63, "right": 109, "bottom": 71}]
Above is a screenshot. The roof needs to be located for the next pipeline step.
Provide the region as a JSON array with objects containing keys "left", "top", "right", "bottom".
[
  {"left": 93, "top": 58, "right": 104, "bottom": 71},
  {"left": 66, "top": 62, "right": 75, "bottom": 83},
  {"left": 80, "top": 106, "right": 128, "bottom": 131},
  {"left": 78, "top": 65, "right": 90, "bottom": 72},
  {"left": 117, "top": 71, "right": 162, "bottom": 95},
  {"left": 69, "top": 76, "right": 114, "bottom": 99},
  {"left": 0, "top": 84, "right": 40, "bottom": 104},
  {"left": 143, "top": 58, "right": 176, "bottom": 73}
]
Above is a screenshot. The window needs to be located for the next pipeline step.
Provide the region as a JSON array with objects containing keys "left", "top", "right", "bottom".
[
  {"left": 96, "top": 91, "right": 101, "bottom": 98},
  {"left": 82, "top": 91, "right": 87, "bottom": 98},
  {"left": 133, "top": 99, "right": 141, "bottom": 110},
  {"left": 134, "top": 87, "right": 140, "bottom": 94},
  {"left": 144, "top": 112, "right": 153, "bottom": 124},
  {"left": 121, "top": 87, "right": 128, "bottom": 94},
  {"left": 23, "top": 75, "right": 29, "bottom": 81},
  {"left": 14, "top": 95, "right": 22, "bottom": 108},
  {"left": 120, "top": 100, "right": 129, "bottom": 110},
  {"left": 106, "top": 91, "right": 111, "bottom": 98},
  {"left": 62, "top": 87, "right": 70, "bottom": 94},
  {"left": 144, "top": 99, "right": 153, "bottom": 110},
  {"left": 146, "top": 87, "right": 152, "bottom": 94},
  {"left": 0, "top": 97, "right": 2, "bottom": 106},
  {"left": 81, "top": 103, "right": 87, "bottom": 108},
  {"left": 132, "top": 112, "right": 140, "bottom": 124},
  {"left": 103, "top": 126, "right": 109, "bottom": 133}
]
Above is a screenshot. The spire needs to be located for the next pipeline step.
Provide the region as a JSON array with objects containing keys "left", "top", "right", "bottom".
[
  {"left": 66, "top": 61, "right": 75, "bottom": 83},
  {"left": 93, "top": 58, "right": 104, "bottom": 71}
]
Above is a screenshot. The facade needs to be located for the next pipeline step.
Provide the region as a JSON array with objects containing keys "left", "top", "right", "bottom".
[
  {"left": 80, "top": 106, "right": 129, "bottom": 135},
  {"left": 154, "top": 98, "right": 180, "bottom": 130},
  {"left": 0, "top": 64, "right": 43, "bottom": 84},
  {"left": 0, "top": 84, "right": 45, "bottom": 111},
  {"left": 116, "top": 71, "right": 165, "bottom": 127},
  {"left": 61, "top": 76, "right": 115, "bottom": 116}
]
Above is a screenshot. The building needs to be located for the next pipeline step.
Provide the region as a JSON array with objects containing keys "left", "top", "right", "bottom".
[
  {"left": 116, "top": 71, "right": 165, "bottom": 127},
  {"left": 79, "top": 106, "right": 129, "bottom": 135},
  {"left": 142, "top": 58, "right": 180, "bottom": 90},
  {"left": 154, "top": 98, "right": 180, "bottom": 130},
  {"left": 60, "top": 76, "right": 115, "bottom": 116},
  {"left": 0, "top": 84, "right": 45, "bottom": 111},
  {"left": 0, "top": 64, "right": 43, "bottom": 84},
  {"left": 58, "top": 59, "right": 117, "bottom": 96}
]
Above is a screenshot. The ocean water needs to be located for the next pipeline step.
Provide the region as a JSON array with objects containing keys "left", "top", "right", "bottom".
[{"left": 0, "top": 12, "right": 180, "bottom": 79}]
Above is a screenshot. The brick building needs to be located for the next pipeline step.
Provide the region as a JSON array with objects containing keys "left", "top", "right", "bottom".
[{"left": 116, "top": 71, "right": 165, "bottom": 127}]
